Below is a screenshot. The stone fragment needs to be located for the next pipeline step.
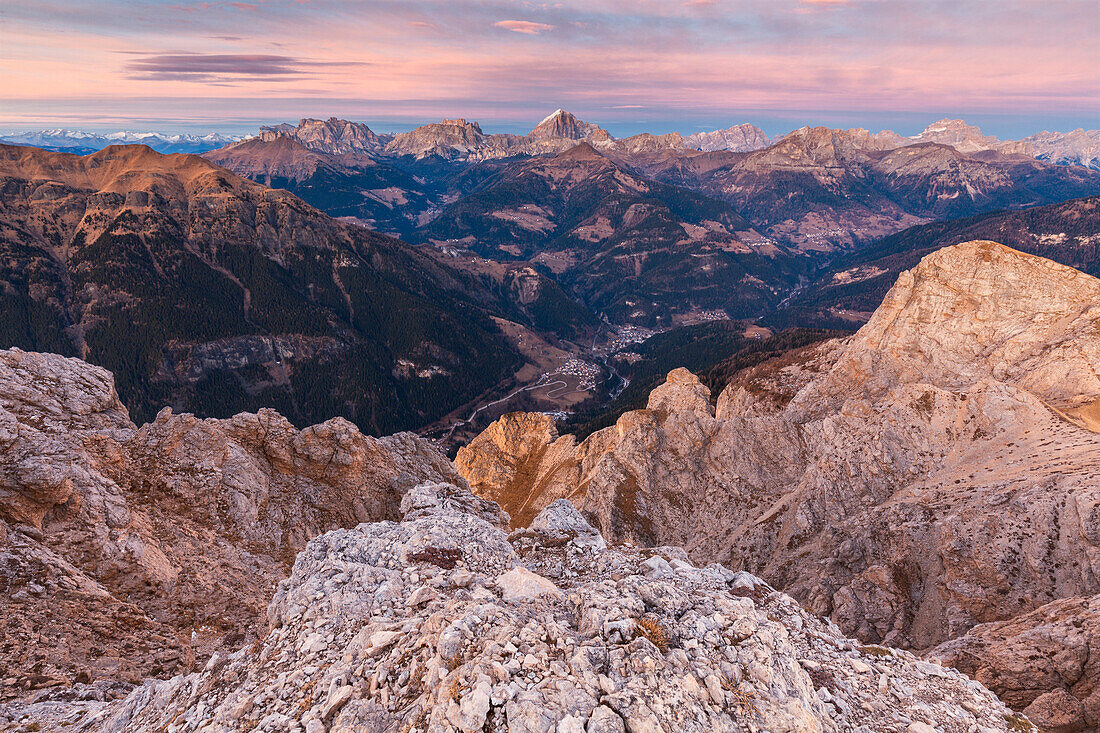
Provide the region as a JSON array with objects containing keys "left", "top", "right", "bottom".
[{"left": 496, "top": 566, "right": 563, "bottom": 602}]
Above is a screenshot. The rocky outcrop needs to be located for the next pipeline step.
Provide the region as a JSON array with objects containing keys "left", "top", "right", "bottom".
[
  {"left": 383, "top": 111, "right": 616, "bottom": 162},
  {"left": 256, "top": 117, "right": 385, "bottom": 155},
  {"left": 457, "top": 241, "right": 1100, "bottom": 715},
  {"left": 455, "top": 412, "right": 583, "bottom": 526},
  {"left": 909, "top": 119, "right": 1033, "bottom": 156},
  {"left": 385, "top": 118, "right": 504, "bottom": 159},
  {"left": 50, "top": 484, "right": 1031, "bottom": 732},
  {"left": 0, "top": 348, "right": 461, "bottom": 699},
  {"left": 929, "top": 595, "right": 1100, "bottom": 732},
  {"left": 802, "top": 239, "right": 1100, "bottom": 410},
  {"left": 773, "top": 194, "right": 1100, "bottom": 330}
]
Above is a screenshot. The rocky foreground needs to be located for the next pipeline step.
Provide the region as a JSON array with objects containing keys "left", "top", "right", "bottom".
[{"left": 7, "top": 483, "right": 1033, "bottom": 732}]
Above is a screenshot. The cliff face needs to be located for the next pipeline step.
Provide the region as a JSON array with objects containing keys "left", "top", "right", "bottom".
[
  {"left": 456, "top": 241, "right": 1100, "bottom": 728},
  {"left": 257, "top": 117, "right": 385, "bottom": 155},
  {"left": 799, "top": 239, "right": 1100, "bottom": 410},
  {"left": 0, "top": 347, "right": 462, "bottom": 698},
  {"left": 928, "top": 595, "right": 1100, "bottom": 731}
]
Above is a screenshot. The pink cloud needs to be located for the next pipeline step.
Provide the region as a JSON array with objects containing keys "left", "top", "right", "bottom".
[
  {"left": 493, "top": 20, "right": 556, "bottom": 35},
  {"left": 4, "top": 0, "right": 1100, "bottom": 132}
]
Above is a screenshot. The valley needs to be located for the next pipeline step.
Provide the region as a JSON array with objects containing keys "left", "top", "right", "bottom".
[{"left": 7, "top": 110, "right": 1100, "bottom": 450}]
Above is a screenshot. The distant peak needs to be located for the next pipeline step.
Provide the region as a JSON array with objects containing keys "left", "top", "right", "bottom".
[
  {"left": 538, "top": 108, "right": 569, "bottom": 126},
  {"left": 530, "top": 109, "right": 609, "bottom": 141}
]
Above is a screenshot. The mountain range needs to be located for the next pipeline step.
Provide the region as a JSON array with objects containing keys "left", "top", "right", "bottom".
[
  {"left": 635, "top": 125, "right": 1100, "bottom": 251},
  {"left": 204, "top": 134, "right": 434, "bottom": 238},
  {"left": 204, "top": 113, "right": 1100, "bottom": 256},
  {"left": 0, "top": 129, "right": 241, "bottom": 155},
  {"left": 0, "top": 142, "right": 528, "bottom": 435},
  {"left": 11, "top": 113, "right": 1099, "bottom": 165},
  {"left": 195, "top": 111, "right": 1100, "bottom": 353},
  {"left": 7, "top": 109, "right": 1100, "bottom": 439}
]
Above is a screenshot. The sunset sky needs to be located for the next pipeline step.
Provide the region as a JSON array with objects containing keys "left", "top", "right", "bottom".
[{"left": 2, "top": 0, "right": 1098, "bottom": 137}]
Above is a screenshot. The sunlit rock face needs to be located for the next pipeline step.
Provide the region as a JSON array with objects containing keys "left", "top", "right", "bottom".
[{"left": 457, "top": 242, "right": 1100, "bottom": 723}]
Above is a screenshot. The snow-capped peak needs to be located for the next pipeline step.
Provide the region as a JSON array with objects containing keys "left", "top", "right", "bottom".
[{"left": 537, "top": 109, "right": 568, "bottom": 126}]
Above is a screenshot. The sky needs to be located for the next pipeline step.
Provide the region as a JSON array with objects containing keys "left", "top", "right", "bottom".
[{"left": 2, "top": 0, "right": 1098, "bottom": 138}]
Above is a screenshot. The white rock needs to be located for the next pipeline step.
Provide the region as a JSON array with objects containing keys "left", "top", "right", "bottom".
[
  {"left": 451, "top": 673, "right": 492, "bottom": 732},
  {"left": 640, "top": 556, "right": 672, "bottom": 577},
  {"left": 557, "top": 713, "right": 587, "bottom": 733},
  {"left": 407, "top": 585, "right": 439, "bottom": 607},
  {"left": 320, "top": 684, "right": 352, "bottom": 721},
  {"left": 495, "top": 566, "right": 562, "bottom": 602}
]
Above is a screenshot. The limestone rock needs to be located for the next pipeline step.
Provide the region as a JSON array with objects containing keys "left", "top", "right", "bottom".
[
  {"left": 455, "top": 411, "right": 583, "bottom": 526},
  {"left": 803, "top": 240, "right": 1100, "bottom": 411},
  {"left": 928, "top": 595, "right": 1100, "bottom": 730},
  {"left": 496, "top": 566, "right": 563, "bottom": 603},
  {"left": 256, "top": 117, "right": 383, "bottom": 154},
  {"left": 60, "top": 481, "right": 1027, "bottom": 732},
  {"left": 518, "top": 499, "right": 607, "bottom": 550},
  {"left": 400, "top": 480, "right": 509, "bottom": 528}
]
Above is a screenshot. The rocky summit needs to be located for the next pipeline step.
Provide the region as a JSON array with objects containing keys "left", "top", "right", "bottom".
[
  {"left": 16, "top": 482, "right": 1031, "bottom": 732},
  {"left": 457, "top": 241, "right": 1100, "bottom": 729}
]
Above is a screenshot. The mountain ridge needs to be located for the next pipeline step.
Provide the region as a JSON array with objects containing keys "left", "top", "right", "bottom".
[
  {"left": 455, "top": 240, "right": 1100, "bottom": 728},
  {"left": 10, "top": 114, "right": 1100, "bottom": 170},
  {"left": 0, "top": 142, "right": 523, "bottom": 434}
]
